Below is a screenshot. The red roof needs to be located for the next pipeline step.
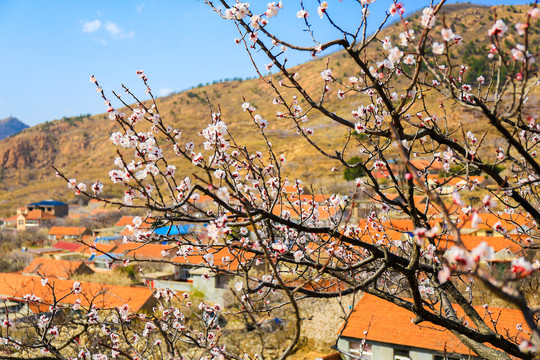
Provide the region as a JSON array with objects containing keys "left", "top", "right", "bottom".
[
  {"left": 52, "top": 241, "right": 83, "bottom": 252},
  {"left": 342, "top": 294, "right": 528, "bottom": 356}
]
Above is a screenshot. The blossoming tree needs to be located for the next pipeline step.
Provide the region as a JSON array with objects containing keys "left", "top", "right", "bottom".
[{"left": 4, "top": 1, "right": 540, "bottom": 359}]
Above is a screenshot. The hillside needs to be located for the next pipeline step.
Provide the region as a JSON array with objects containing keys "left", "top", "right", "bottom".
[
  {"left": 0, "top": 117, "right": 28, "bottom": 140},
  {"left": 0, "top": 4, "right": 536, "bottom": 216}
]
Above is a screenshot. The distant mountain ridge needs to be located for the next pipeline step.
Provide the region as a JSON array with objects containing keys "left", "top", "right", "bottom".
[{"left": 0, "top": 117, "right": 29, "bottom": 140}]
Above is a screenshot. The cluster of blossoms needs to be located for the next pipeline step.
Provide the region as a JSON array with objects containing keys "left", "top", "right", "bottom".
[{"left": 224, "top": 2, "right": 251, "bottom": 20}]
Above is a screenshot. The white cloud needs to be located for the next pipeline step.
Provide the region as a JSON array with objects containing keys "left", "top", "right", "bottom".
[
  {"left": 158, "top": 88, "right": 173, "bottom": 96},
  {"left": 82, "top": 20, "right": 101, "bottom": 33},
  {"left": 94, "top": 38, "right": 108, "bottom": 46},
  {"left": 136, "top": 3, "right": 146, "bottom": 13},
  {"left": 105, "top": 21, "right": 134, "bottom": 39}
]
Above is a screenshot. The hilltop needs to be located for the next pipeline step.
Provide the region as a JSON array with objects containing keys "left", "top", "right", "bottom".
[
  {"left": 0, "top": 117, "right": 28, "bottom": 140},
  {"left": 0, "top": 4, "right": 536, "bottom": 216}
]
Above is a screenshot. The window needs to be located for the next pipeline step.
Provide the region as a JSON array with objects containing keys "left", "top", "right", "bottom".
[
  {"left": 215, "top": 274, "right": 228, "bottom": 288},
  {"left": 394, "top": 350, "right": 410, "bottom": 360},
  {"left": 349, "top": 341, "right": 372, "bottom": 360},
  {"left": 178, "top": 267, "right": 191, "bottom": 280}
]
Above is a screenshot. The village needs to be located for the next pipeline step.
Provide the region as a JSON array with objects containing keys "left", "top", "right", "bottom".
[{"left": 0, "top": 162, "right": 535, "bottom": 360}]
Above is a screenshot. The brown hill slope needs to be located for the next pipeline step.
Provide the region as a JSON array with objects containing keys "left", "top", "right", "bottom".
[{"left": 0, "top": 4, "right": 536, "bottom": 216}]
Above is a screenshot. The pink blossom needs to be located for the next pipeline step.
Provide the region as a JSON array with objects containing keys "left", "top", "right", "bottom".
[
  {"left": 529, "top": 8, "right": 540, "bottom": 19},
  {"left": 355, "top": 122, "right": 366, "bottom": 133},
  {"left": 441, "top": 28, "right": 456, "bottom": 41},
  {"left": 452, "top": 191, "right": 464, "bottom": 206},
  {"left": 511, "top": 257, "right": 534, "bottom": 278},
  {"left": 488, "top": 19, "right": 508, "bottom": 37},
  {"left": 421, "top": 7, "right": 436, "bottom": 29},
  {"left": 515, "top": 22, "right": 528, "bottom": 36},
  {"left": 317, "top": 2, "right": 328, "bottom": 18},
  {"left": 297, "top": 9, "right": 309, "bottom": 19},
  {"left": 432, "top": 42, "right": 445, "bottom": 55},
  {"left": 519, "top": 340, "right": 537, "bottom": 353},
  {"left": 389, "top": 3, "right": 404, "bottom": 16},
  {"left": 438, "top": 266, "right": 451, "bottom": 284},
  {"left": 320, "top": 69, "right": 333, "bottom": 81}
]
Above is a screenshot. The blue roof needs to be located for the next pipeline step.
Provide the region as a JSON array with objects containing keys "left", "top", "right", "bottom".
[
  {"left": 95, "top": 236, "right": 122, "bottom": 242},
  {"left": 94, "top": 253, "right": 122, "bottom": 260},
  {"left": 154, "top": 224, "right": 193, "bottom": 235},
  {"left": 29, "top": 200, "right": 68, "bottom": 207}
]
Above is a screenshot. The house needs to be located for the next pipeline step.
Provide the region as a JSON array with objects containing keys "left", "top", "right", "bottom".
[
  {"left": 22, "top": 258, "right": 94, "bottom": 279},
  {"left": 26, "top": 200, "right": 68, "bottom": 217},
  {"left": 336, "top": 293, "right": 529, "bottom": 360},
  {"left": 0, "top": 273, "right": 156, "bottom": 314},
  {"left": 16, "top": 208, "right": 56, "bottom": 230},
  {"left": 456, "top": 212, "right": 534, "bottom": 237},
  {"left": 424, "top": 175, "right": 485, "bottom": 195},
  {"left": 111, "top": 242, "right": 252, "bottom": 303},
  {"left": 48, "top": 226, "right": 89, "bottom": 241}
]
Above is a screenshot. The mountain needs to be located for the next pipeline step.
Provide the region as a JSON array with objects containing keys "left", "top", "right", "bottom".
[
  {"left": 0, "top": 4, "right": 536, "bottom": 216},
  {"left": 0, "top": 117, "right": 29, "bottom": 140}
]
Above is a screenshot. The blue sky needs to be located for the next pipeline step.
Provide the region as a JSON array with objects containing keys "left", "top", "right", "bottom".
[{"left": 0, "top": 0, "right": 530, "bottom": 126}]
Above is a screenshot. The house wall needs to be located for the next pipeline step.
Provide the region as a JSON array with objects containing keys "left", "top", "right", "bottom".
[
  {"left": 372, "top": 344, "right": 394, "bottom": 359},
  {"left": 337, "top": 338, "right": 438, "bottom": 360},
  {"left": 16, "top": 215, "right": 26, "bottom": 231},
  {"left": 409, "top": 351, "right": 433, "bottom": 360},
  {"left": 191, "top": 275, "right": 226, "bottom": 303},
  {"left": 150, "top": 279, "right": 192, "bottom": 294}
]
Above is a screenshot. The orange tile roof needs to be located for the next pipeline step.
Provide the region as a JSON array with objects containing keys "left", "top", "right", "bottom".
[
  {"left": 436, "top": 234, "right": 525, "bottom": 254},
  {"left": 358, "top": 219, "right": 419, "bottom": 232},
  {"left": 173, "top": 246, "right": 252, "bottom": 271},
  {"left": 77, "top": 243, "right": 117, "bottom": 256},
  {"left": 409, "top": 159, "right": 445, "bottom": 171},
  {"left": 115, "top": 216, "right": 135, "bottom": 228},
  {"left": 112, "top": 242, "right": 174, "bottom": 259},
  {"left": 271, "top": 203, "right": 337, "bottom": 220},
  {"left": 0, "top": 273, "right": 154, "bottom": 312},
  {"left": 48, "top": 226, "right": 87, "bottom": 237},
  {"left": 425, "top": 174, "right": 485, "bottom": 187},
  {"left": 113, "top": 242, "right": 252, "bottom": 271},
  {"left": 458, "top": 212, "right": 533, "bottom": 232},
  {"left": 22, "top": 258, "right": 90, "bottom": 279},
  {"left": 341, "top": 293, "right": 528, "bottom": 356},
  {"left": 3, "top": 215, "right": 18, "bottom": 222},
  {"left": 114, "top": 216, "right": 154, "bottom": 228}
]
